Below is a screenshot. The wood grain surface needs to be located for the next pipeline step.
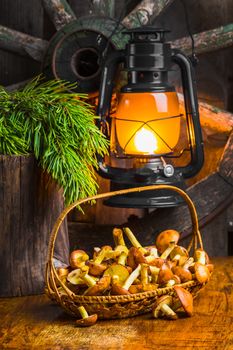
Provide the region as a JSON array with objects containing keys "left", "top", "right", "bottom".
[
  {"left": 0, "top": 257, "right": 232, "bottom": 349},
  {"left": 0, "top": 155, "right": 69, "bottom": 297}
]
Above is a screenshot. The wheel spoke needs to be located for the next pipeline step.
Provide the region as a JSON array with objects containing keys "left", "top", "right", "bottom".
[
  {"left": 219, "top": 130, "right": 233, "bottom": 185},
  {"left": 42, "top": 0, "right": 76, "bottom": 31},
  {"left": 122, "top": 0, "right": 175, "bottom": 28},
  {"left": 0, "top": 25, "right": 48, "bottom": 62},
  {"left": 172, "top": 23, "right": 233, "bottom": 55},
  {"left": 178, "top": 93, "right": 233, "bottom": 136},
  {"left": 91, "top": 0, "right": 115, "bottom": 18}
]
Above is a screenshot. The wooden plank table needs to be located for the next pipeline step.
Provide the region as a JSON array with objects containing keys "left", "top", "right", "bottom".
[{"left": 0, "top": 257, "right": 233, "bottom": 350}]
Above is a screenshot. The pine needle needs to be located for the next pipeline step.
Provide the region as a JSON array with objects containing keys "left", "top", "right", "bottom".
[{"left": 0, "top": 77, "right": 109, "bottom": 205}]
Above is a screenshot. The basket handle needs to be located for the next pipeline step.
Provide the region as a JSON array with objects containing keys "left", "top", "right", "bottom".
[{"left": 47, "top": 185, "right": 202, "bottom": 268}]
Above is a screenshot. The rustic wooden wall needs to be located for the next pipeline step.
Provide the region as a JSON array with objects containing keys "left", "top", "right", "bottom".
[
  {"left": 0, "top": 0, "right": 44, "bottom": 85},
  {"left": 157, "top": 0, "right": 233, "bottom": 111}
]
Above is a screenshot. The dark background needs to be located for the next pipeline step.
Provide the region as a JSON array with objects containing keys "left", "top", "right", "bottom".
[{"left": 0, "top": 0, "right": 233, "bottom": 111}]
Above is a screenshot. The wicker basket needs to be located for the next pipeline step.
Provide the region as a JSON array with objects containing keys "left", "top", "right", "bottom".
[{"left": 45, "top": 184, "right": 206, "bottom": 320}]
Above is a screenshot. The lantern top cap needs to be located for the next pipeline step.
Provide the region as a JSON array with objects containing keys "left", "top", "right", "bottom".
[{"left": 123, "top": 26, "right": 170, "bottom": 42}]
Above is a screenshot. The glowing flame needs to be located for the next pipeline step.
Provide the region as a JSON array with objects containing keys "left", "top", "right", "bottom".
[{"left": 134, "top": 127, "right": 158, "bottom": 154}]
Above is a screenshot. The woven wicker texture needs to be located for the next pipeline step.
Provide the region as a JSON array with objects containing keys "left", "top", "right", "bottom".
[{"left": 46, "top": 185, "right": 205, "bottom": 319}]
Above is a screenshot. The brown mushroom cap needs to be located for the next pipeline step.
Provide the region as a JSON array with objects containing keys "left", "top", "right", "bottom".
[
  {"left": 113, "top": 228, "right": 126, "bottom": 246},
  {"left": 128, "top": 284, "right": 144, "bottom": 294},
  {"left": 76, "top": 314, "right": 98, "bottom": 327},
  {"left": 194, "top": 248, "right": 209, "bottom": 265},
  {"left": 157, "top": 263, "right": 174, "bottom": 286},
  {"left": 56, "top": 267, "right": 70, "bottom": 279},
  {"left": 155, "top": 230, "right": 180, "bottom": 254},
  {"left": 85, "top": 275, "right": 111, "bottom": 296},
  {"left": 148, "top": 257, "right": 164, "bottom": 268},
  {"left": 86, "top": 261, "right": 107, "bottom": 277},
  {"left": 127, "top": 247, "right": 138, "bottom": 270},
  {"left": 129, "top": 283, "right": 157, "bottom": 294},
  {"left": 111, "top": 283, "right": 131, "bottom": 295},
  {"left": 69, "top": 249, "right": 89, "bottom": 269},
  {"left": 194, "top": 262, "right": 210, "bottom": 284},
  {"left": 169, "top": 245, "right": 189, "bottom": 261},
  {"left": 172, "top": 266, "right": 192, "bottom": 283},
  {"left": 103, "top": 264, "right": 129, "bottom": 285},
  {"left": 173, "top": 285, "right": 193, "bottom": 316}
]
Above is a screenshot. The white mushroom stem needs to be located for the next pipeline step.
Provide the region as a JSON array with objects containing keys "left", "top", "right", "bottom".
[
  {"left": 94, "top": 247, "right": 119, "bottom": 264},
  {"left": 124, "top": 227, "right": 147, "bottom": 254},
  {"left": 82, "top": 273, "right": 97, "bottom": 287},
  {"left": 94, "top": 248, "right": 108, "bottom": 264},
  {"left": 150, "top": 266, "right": 160, "bottom": 283},
  {"left": 166, "top": 279, "right": 176, "bottom": 287},
  {"left": 115, "top": 245, "right": 129, "bottom": 255},
  {"left": 122, "top": 264, "right": 142, "bottom": 290},
  {"left": 78, "top": 306, "right": 89, "bottom": 319},
  {"left": 146, "top": 255, "right": 158, "bottom": 264},
  {"left": 141, "top": 264, "right": 149, "bottom": 285},
  {"left": 182, "top": 257, "right": 194, "bottom": 270},
  {"left": 153, "top": 303, "right": 177, "bottom": 319},
  {"left": 172, "top": 254, "right": 181, "bottom": 263},
  {"left": 160, "top": 242, "right": 176, "bottom": 259},
  {"left": 149, "top": 247, "right": 159, "bottom": 258},
  {"left": 113, "top": 228, "right": 126, "bottom": 246},
  {"left": 118, "top": 251, "right": 128, "bottom": 265},
  {"left": 104, "top": 250, "right": 120, "bottom": 260}
]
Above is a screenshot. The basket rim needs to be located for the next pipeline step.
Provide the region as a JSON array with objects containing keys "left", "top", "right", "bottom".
[
  {"left": 46, "top": 184, "right": 204, "bottom": 302},
  {"left": 49, "top": 280, "right": 201, "bottom": 304}
]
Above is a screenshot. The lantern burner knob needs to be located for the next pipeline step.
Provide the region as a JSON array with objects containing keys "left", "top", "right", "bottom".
[{"left": 163, "top": 164, "right": 175, "bottom": 178}]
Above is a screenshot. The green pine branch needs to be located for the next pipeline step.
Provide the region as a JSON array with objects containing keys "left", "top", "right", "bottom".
[{"left": 0, "top": 77, "right": 109, "bottom": 205}]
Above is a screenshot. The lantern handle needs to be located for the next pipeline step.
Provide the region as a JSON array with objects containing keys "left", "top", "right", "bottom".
[
  {"left": 172, "top": 49, "right": 204, "bottom": 178},
  {"left": 97, "top": 50, "right": 125, "bottom": 121}
]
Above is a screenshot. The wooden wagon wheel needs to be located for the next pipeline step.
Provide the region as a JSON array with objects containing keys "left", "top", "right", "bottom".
[{"left": 0, "top": 0, "right": 232, "bottom": 254}]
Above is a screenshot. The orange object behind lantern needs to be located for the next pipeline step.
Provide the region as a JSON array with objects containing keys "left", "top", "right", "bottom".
[{"left": 111, "top": 91, "right": 181, "bottom": 156}]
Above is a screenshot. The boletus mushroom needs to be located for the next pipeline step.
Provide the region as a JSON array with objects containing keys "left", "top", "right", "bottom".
[
  {"left": 76, "top": 306, "right": 98, "bottom": 327},
  {"left": 152, "top": 295, "right": 177, "bottom": 320},
  {"left": 155, "top": 229, "right": 180, "bottom": 254},
  {"left": 123, "top": 227, "right": 147, "bottom": 254},
  {"left": 103, "top": 264, "right": 129, "bottom": 285},
  {"left": 55, "top": 267, "right": 70, "bottom": 285},
  {"left": 69, "top": 249, "right": 89, "bottom": 269},
  {"left": 194, "top": 262, "right": 210, "bottom": 284},
  {"left": 169, "top": 245, "right": 189, "bottom": 266},
  {"left": 194, "top": 248, "right": 209, "bottom": 265},
  {"left": 172, "top": 266, "right": 192, "bottom": 283},
  {"left": 111, "top": 264, "right": 141, "bottom": 295},
  {"left": 86, "top": 260, "right": 107, "bottom": 277},
  {"left": 67, "top": 268, "right": 85, "bottom": 285},
  {"left": 84, "top": 275, "right": 111, "bottom": 296},
  {"left": 113, "top": 228, "right": 126, "bottom": 247},
  {"left": 172, "top": 286, "right": 193, "bottom": 317},
  {"left": 129, "top": 263, "right": 157, "bottom": 293},
  {"left": 157, "top": 263, "right": 174, "bottom": 286}
]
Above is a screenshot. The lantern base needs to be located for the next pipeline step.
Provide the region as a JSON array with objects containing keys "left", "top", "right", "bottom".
[{"left": 104, "top": 177, "right": 186, "bottom": 208}]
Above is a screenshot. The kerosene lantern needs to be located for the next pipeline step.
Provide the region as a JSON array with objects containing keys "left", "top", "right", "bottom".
[{"left": 97, "top": 27, "right": 204, "bottom": 208}]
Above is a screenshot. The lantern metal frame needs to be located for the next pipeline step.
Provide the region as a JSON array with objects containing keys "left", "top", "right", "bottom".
[{"left": 96, "top": 27, "right": 204, "bottom": 208}]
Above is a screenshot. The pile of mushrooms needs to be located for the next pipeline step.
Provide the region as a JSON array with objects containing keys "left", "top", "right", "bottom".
[{"left": 56, "top": 227, "right": 213, "bottom": 326}]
